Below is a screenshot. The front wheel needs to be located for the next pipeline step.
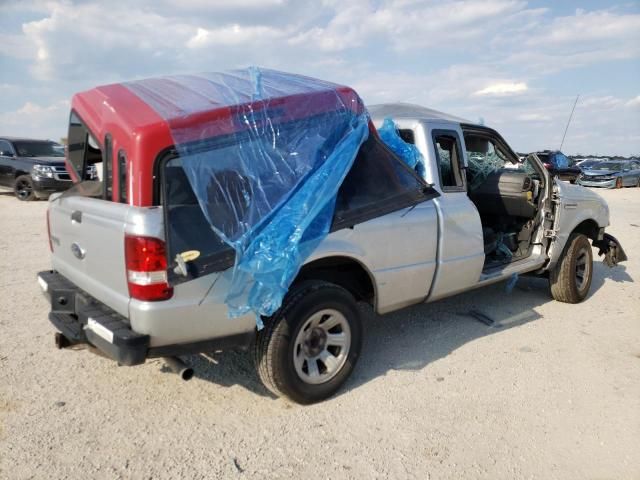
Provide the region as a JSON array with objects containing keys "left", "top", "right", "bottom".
[
  {"left": 615, "top": 177, "right": 623, "bottom": 189},
  {"left": 254, "top": 281, "right": 362, "bottom": 404},
  {"left": 14, "top": 175, "right": 36, "bottom": 201},
  {"left": 549, "top": 233, "right": 593, "bottom": 303}
]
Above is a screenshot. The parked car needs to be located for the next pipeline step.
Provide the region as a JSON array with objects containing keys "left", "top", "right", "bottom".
[
  {"left": 38, "top": 71, "right": 626, "bottom": 404},
  {"left": 533, "top": 150, "right": 581, "bottom": 183},
  {"left": 0, "top": 137, "right": 96, "bottom": 200},
  {"left": 577, "top": 160, "right": 640, "bottom": 188},
  {"left": 0, "top": 137, "right": 67, "bottom": 200},
  {"left": 576, "top": 159, "right": 602, "bottom": 171}
]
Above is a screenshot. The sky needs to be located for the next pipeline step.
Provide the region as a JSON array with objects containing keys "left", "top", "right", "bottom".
[{"left": 1, "top": 0, "right": 639, "bottom": 156}]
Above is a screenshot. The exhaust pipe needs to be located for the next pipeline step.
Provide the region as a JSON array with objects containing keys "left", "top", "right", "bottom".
[{"left": 163, "top": 356, "right": 194, "bottom": 381}]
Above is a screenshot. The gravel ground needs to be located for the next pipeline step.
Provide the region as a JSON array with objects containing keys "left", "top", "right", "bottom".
[{"left": 0, "top": 188, "right": 638, "bottom": 480}]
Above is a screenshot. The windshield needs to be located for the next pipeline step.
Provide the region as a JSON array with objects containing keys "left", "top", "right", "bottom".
[
  {"left": 596, "top": 162, "right": 624, "bottom": 171},
  {"left": 13, "top": 141, "right": 64, "bottom": 157}
]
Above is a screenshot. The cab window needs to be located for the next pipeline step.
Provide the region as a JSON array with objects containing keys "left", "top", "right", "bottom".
[{"left": 433, "top": 131, "right": 464, "bottom": 190}]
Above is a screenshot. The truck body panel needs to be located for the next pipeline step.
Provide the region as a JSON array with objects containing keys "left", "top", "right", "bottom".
[{"left": 42, "top": 89, "right": 622, "bottom": 370}]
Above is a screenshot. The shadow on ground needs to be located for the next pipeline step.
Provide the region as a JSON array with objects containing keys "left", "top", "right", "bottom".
[{"left": 168, "top": 259, "right": 633, "bottom": 400}]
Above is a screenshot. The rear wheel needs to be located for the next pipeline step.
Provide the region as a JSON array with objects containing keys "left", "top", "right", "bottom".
[
  {"left": 254, "top": 281, "right": 362, "bottom": 404},
  {"left": 14, "top": 175, "right": 36, "bottom": 201},
  {"left": 549, "top": 233, "right": 593, "bottom": 303}
]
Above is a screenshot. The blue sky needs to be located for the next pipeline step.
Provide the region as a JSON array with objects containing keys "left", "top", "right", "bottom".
[{"left": 1, "top": 0, "right": 639, "bottom": 155}]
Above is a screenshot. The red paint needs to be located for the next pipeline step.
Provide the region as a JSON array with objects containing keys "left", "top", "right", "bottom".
[{"left": 70, "top": 78, "right": 365, "bottom": 207}]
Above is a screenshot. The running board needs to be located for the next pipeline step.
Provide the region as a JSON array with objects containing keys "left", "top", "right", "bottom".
[{"left": 478, "top": 256, "right": 546, "bottom": 286}]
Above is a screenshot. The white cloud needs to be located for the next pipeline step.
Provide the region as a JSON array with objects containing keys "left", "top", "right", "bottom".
[
  {"left": 291, "top": 0, "right": 530, "bottom": 51},
  {"left": 0, "top": 100, "right": 70, "bottom": 140},
  {"left": 1, "top": 0, "right": 639, "bottom": 155},
  {"left": 626, "top": 96, "right": 640, "bottom": 108},
  {"left": 504, "top": 8, "right": 640, "bottom": 74},
  {"left": 517, "top": 113, "right": 552, "bottom": 122},
  {"left": 524, "top": 9, "right": 640, "bottom": 47},
  {"left": 187, "top": 24, "right": 286, "bottom": 48},
  {"left": 475, "top": 82, "right": 528, "bottom": 96}
]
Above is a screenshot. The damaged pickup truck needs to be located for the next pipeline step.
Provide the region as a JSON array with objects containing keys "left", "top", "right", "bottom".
[{"left": 38, "top": 69, "right": 626, "bottom": 404}]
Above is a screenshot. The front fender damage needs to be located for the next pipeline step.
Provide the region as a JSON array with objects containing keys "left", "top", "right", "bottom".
[{"left": 592, "top": 233, "right": 627, "bottom": 267}]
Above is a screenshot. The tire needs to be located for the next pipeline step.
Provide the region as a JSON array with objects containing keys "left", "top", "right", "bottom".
[
  {"left": 14, "top": 175, "right": 36, "bottom": 201},
  {"left": 615, "top": 177, "right": 623, "bottom": 189},
  {"left": 254, "top": 280, "right": 362, "bottom": 404},
  {"left": 549, "top": 233, "right": 593, "bottom": 303}
]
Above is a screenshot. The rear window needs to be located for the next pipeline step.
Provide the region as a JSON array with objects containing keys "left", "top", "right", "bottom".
[
  {"left": 68, "top": 112, "right": 101, "bottom": 175},
  {"left": 162, "top": 132, "right": 437, "bottom": 281}
]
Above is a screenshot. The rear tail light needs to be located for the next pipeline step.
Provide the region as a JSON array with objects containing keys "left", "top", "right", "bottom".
[
  {"left": 124, "top": 235, "right": 173, "bottom": 301},
  {"left": 543, "top": 162, "right": 551, "bottom": 169},
  {"left": 46, "top": 208, "right": 53, "bottom": 252}
]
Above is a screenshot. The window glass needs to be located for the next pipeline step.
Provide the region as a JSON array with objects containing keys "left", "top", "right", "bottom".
[
  {"left": 434, "top": 133, "right": 463, "bottom": 188},
  {"left": 164, "top": 157, "right": 234, "bottom": 277},
  {"left": 68, "top": 112, "right": 87, "bottom": 177},
  {"left": 103, "top": 135, "right": 113, "bottom": 200},
  {"left": 68, "top": 111, "right": 102, "bottom": 180},
  {"left": 0, "top": 140, "right": 13, "bottom": 156},
  {"left": 333, "top": 134, "right": 434, "bottom": 226},
  {"left": 61, "top": 111, "right": 103, "bottom": 198},
  {"left": 12, "top": 141, "right": 64, "bottom": 158},
  {"left": 118, "top": 151, "right": 128, "bottom": 203}
]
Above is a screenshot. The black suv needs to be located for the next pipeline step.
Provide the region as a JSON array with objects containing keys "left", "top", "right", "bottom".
[{"left": 0, "top": 137, "right": 84, "bottom": 201}]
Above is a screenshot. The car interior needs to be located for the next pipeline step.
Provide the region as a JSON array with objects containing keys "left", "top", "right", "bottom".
[{"left": 462, "top": 133, "right": 546, "bottom": 269}]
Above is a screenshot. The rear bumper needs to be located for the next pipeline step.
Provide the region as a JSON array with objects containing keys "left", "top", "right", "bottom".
[
  {"left": 38, "top": 270, "right": 149, "bottom": 365},
  {"left": 38, "top": 270, "right": 254, "bottom": 366}
]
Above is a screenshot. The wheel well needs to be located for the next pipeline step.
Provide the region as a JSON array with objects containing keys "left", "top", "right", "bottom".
[
  {"left": 294, "top": 256, "right": 375, "bottom": 306},
  {"left": 573, "top": 219, "right": 600, "bottom": 241}
]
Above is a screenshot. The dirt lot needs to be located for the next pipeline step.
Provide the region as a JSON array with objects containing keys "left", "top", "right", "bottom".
[{"left": 0, "top": 188, "right": 638, "bottom": 480}]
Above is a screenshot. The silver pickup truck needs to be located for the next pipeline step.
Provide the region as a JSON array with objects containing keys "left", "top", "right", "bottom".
[{"left": 39, "top": 77, "right": 625, "bottom": 404}]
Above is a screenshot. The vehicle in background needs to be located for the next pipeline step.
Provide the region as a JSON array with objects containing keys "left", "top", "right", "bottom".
[
  {"left": 576, "top": 159, "right": 601, "bottom": 171},
  {"left": 577, "top": 159, "right": 640, "bottom": 189},
  {"left": 0, "top": 136, "right": 96, "bottom": 201},
  {"left": 533, "top": 150, "right": 581, "bottom": 183},
  {"left": 38, "top": 74, "right": 626, "bottom": 404}
]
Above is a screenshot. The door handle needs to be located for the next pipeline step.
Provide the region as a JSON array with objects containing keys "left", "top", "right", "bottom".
[{"left": 71, "top": 210, "right": 82, "bottom": 223}]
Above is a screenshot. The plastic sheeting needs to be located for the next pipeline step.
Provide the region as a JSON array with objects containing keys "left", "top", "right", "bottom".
[
  {"left": 551, "top": 152, "right": 569, "bottom": 169},
  {"left": 125, "top": 68, "right": 369, "bottom": 322},
  {"left": 377, "top": 117, "right": 426, "bottom": 178}
]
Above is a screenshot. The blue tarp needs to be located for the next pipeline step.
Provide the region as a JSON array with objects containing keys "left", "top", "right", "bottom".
[
  {"left": 551, "top": 152, "right": 570, "bottom": 169},
  {"left": 125, "top": 68, "right": 369, "bottom": 323},
  {"left": 377, "top": 117, "right": 426, "bottom": 178}
]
